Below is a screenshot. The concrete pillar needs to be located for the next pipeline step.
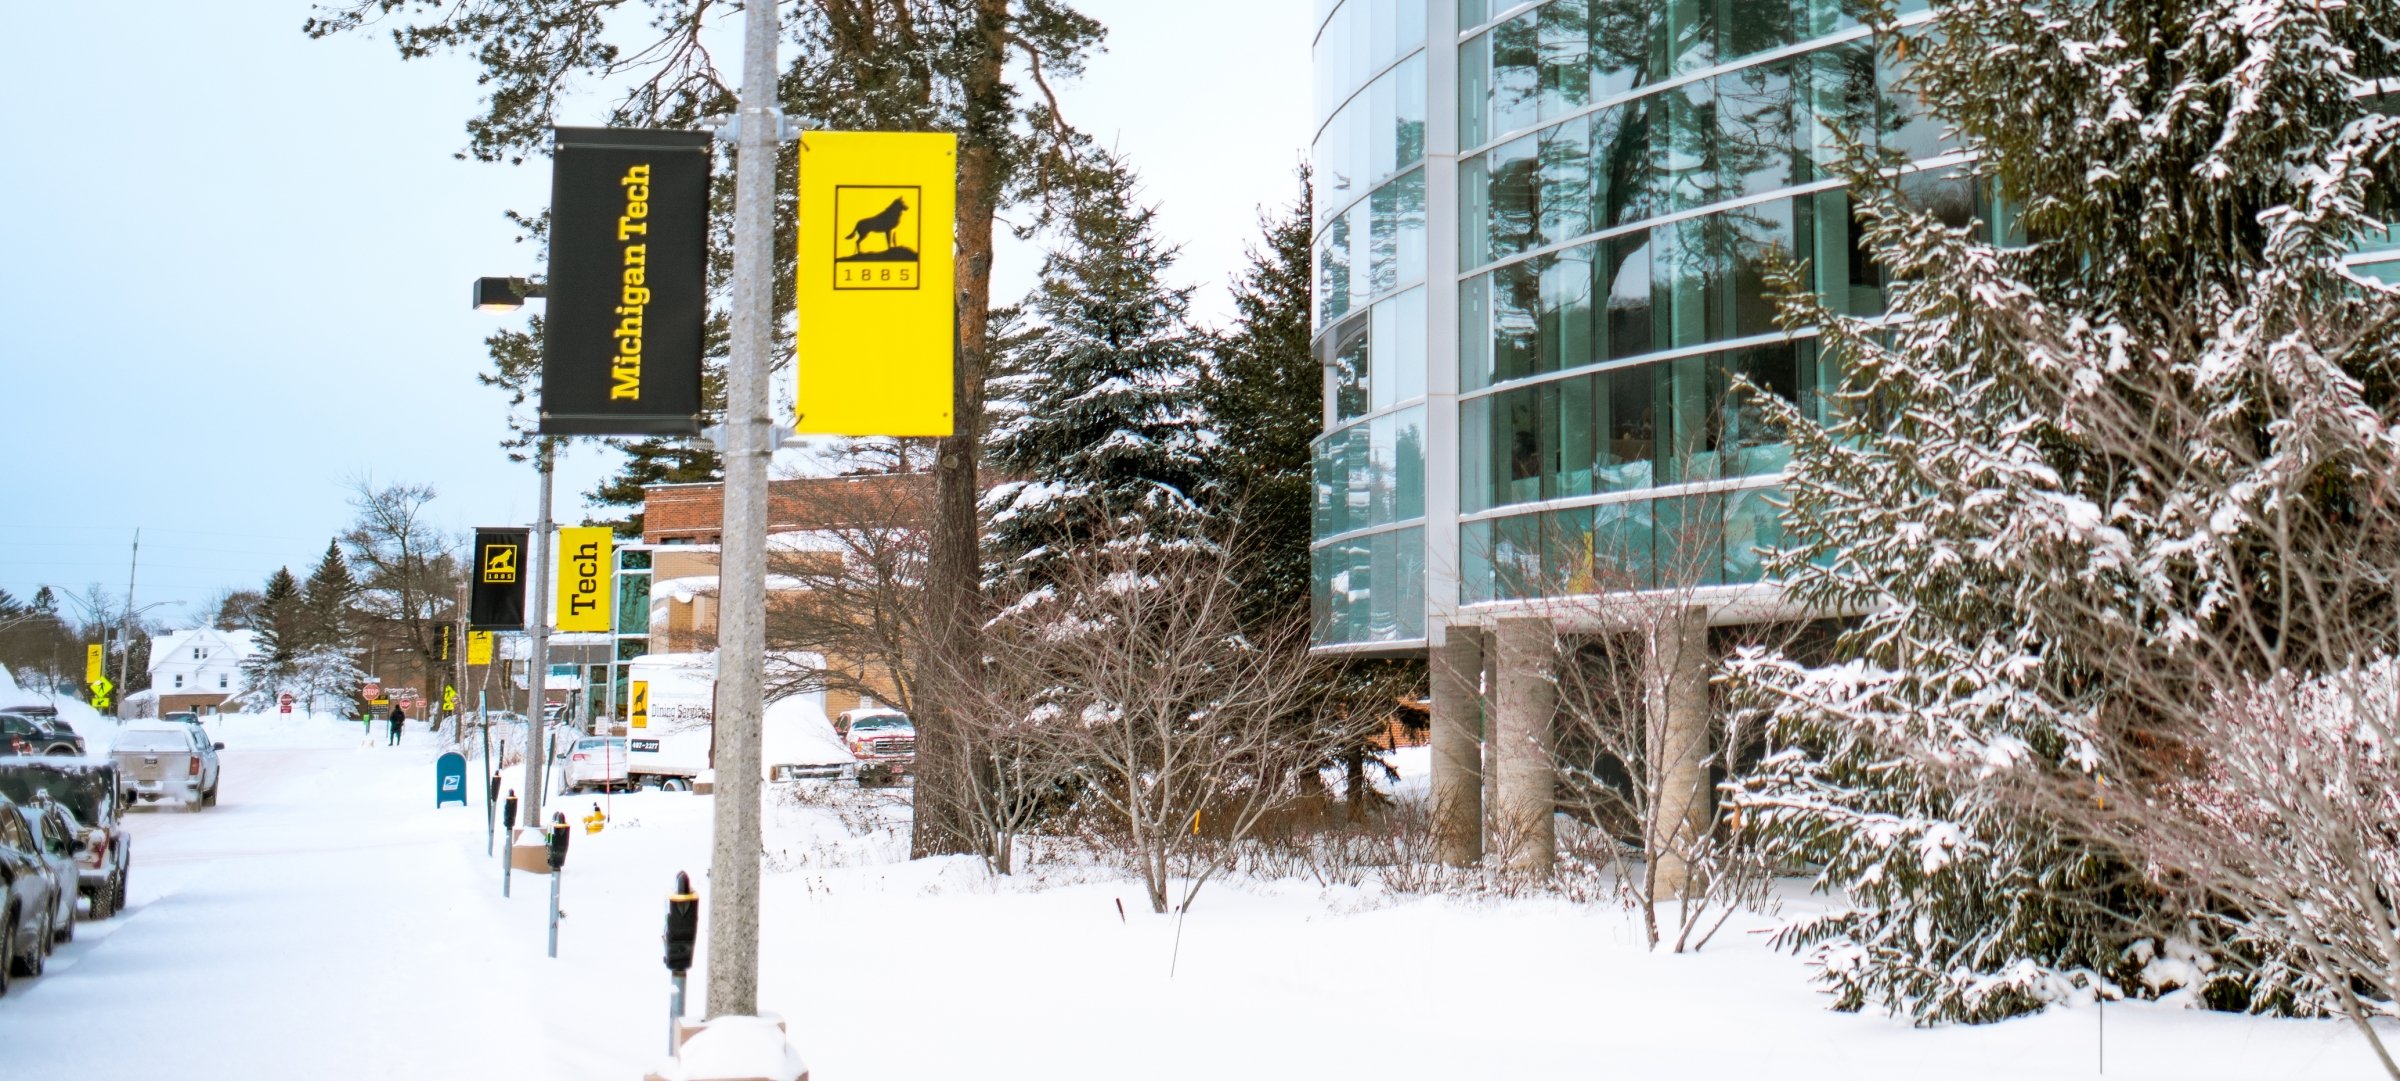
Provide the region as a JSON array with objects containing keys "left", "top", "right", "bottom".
[
  {"left": 1430, "top": 625, "right": 1484, "bottom": 866},
  {"left": 1492, "top": 616, "right": 1557, "bottom": 876},
  {"left": 1647, "top": 607, "right": 1714, "bottom": 901}
]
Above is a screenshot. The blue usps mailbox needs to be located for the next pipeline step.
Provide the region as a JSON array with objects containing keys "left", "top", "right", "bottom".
[{"left": 435, "top": 752, "right": 469, "bottom": 808}]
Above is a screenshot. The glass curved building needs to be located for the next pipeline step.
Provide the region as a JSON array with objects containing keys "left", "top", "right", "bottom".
[{"left": 1309, "top": 0, "right": 1972, "bottom": 652}]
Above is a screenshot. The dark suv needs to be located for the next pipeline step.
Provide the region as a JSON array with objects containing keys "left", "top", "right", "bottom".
[
  {"left": 0, "top": 759, "right": 128, "bottom": 918},
  {"left": 0, "top": 709, "right": 82, "bottom": 757}
]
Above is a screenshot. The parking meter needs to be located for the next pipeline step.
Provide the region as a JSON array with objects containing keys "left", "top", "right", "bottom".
[
  {"left": 488, "top": 772, "right": 502, "bottom": 804},
  {"left": 503, "top": 790, "right": 519, "bottom": 831},
  {"left": 546, "top": 811, "right": 570, "bottom": 871},
  {"left": 664, "top": 871, "right": 698, "bottom": 974}
]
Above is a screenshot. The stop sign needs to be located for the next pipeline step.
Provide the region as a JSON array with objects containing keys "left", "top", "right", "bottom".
[{"left": 279, "top": 692, "right": 294, "bottom": 714}]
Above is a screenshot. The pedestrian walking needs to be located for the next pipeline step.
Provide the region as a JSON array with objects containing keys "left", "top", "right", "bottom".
[{"left": 388, "top": 704, "right": 406, "bottom": 746}]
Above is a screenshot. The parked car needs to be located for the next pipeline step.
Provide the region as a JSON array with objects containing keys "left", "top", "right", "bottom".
[
  {"left": 112, "top": 722, "right": 221, "bottom": 809},
  {"left": 0, "top": 759, "right": 130, "bottom": 918},
  {"left": 834, "top": 708, "right": 915, "bottom": 787},
  {"left": 15, "top": 803, "right": 78, "bottom": 943},
  {"left": 560, "top": 736, "right": 628, "bottom": 793},
  {"left": 0, "top": 793, "right": 63, "bottom": 988},
  {"left": 162, "top": 710, "right": 207, "bottom": 728},
  {"left": 0, "top": 709, "right": 82, "bottom": 757}
]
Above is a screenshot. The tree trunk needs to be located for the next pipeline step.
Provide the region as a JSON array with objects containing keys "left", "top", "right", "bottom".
[{"left": 911, "top": 2, "right": 1008, "bottom": 859}]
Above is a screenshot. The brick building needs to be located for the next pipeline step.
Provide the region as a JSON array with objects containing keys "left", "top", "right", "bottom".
[{"left": 643, "top": 474, "right": 931, "bottom": 716}]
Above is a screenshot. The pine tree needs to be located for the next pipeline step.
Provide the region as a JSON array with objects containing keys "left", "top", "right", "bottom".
[
  {"left": 1726, "top": 0, "right": 2400, "bottom": 1025},
  {"left": 237, "top": 568, "right": 303, "bottom": 708},
  {"left": 299, "top": 538, "right": 357, "bottom": 654},
  {"left": 1200, "top": 168, "right": 1318, "bottom": 628},
  {"left": 983, "top": 155, "right": 1212, "bottom": 602}
]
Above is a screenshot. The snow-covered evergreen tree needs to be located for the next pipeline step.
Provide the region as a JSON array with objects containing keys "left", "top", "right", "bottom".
[
  {"left": 235, "top": 568, "right": 303, "bottom": 709},
  {"left": 299, "top": 538, "right": 356, "bottom": 653},
  {"left": 983, "top": 154, "right": 1211, "bottom": 604},
  {"left": 1725, "top": 0, "right": 2400, "bottom": 1024}
]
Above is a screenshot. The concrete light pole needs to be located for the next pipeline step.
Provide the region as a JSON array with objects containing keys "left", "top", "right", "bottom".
[
  {"left": 520, "top": 436, "right": 559, "bottom": 827},
  {"left": 704, "top": 0, "right": 777, "bottom": 1020}
]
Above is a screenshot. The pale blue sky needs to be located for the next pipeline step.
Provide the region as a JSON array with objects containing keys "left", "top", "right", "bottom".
[{"left": 0, "top": 1, "right": 1314, "bottom": 625}]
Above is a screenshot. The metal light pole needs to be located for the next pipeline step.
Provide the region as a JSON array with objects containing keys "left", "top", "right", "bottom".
[
  {"left": 116, "top": 529, "right": 139, "bottom": 718},
  {"left": 704, "top": 0, "right": 777, "bottom": 1020},
  {"left": 520, "top": 437, "right": 559, "bottom": 827}
]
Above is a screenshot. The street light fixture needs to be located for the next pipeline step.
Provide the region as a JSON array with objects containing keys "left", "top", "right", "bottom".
[{"left": 472, "top": 277, "right": 547, "bottom": 313}]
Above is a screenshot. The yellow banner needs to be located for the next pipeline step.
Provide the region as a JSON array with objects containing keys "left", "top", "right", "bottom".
[
  {"left": 629, "top": 681, "right": 649, "bottom": 730},
  {"left": 795, "top": 130, "right": 957, "bottom": 437},
  {"left": 467, "top": 631, "right": 494, "bottom": 667},
  {"left": 556, "top": 526, "right": 615, "bottom": 632},
  {"left": 85, "top": 643, "right": 103, "bottom": 685}
]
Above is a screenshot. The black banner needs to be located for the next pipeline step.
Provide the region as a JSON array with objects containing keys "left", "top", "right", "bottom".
[
  {"left": 433, "top": 622, "right": 456, "bottom": 663},
  {"left": 469, "top": 528, "right": 530, "bottom": 630},
  {"left": 540, "top": 127, "right": 713, "bottom": 435}
]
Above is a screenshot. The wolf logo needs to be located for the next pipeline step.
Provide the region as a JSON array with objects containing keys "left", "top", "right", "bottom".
[{"left": 846, "top": 197, "right": 910, "bottom": 255}]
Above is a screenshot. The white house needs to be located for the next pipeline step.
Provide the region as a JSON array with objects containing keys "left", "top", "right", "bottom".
[{"left": 149, "top": 628, "right": 258, "bottom": 715}]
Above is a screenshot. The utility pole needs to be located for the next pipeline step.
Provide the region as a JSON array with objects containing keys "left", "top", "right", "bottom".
[
  {"left": 704, "top": 0, "right": 776, "bottom": 1020},
  {"left": 117, "top": 529, "right": 139, "bottom": 718},
  {"left": 520, "top": 437, "right": 559, "bottom": 827}
]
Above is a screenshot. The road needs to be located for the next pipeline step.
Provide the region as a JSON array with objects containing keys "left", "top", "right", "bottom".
[{"left": 0, "top": 728, "right": 613, "bottom": 1080}]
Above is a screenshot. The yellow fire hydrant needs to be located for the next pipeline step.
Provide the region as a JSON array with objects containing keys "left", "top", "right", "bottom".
[{"left": 582, "top": 803, "right": 607, "bottom": 835}]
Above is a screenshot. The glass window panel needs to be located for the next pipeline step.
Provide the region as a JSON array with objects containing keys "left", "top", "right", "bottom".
[
  {"left": 1537, "top": 120, "right": 1596, "bottom": 247},
  {"left": 1588, "top": 0, "right": 1658, "bottom": 99},
  {"left": 1722, "top": 485, "right": 1785, "bottom": 583},
  {"left": 1543, "top": 242, "right": 1599, "bottom": 378},
  {"left": 1724, "top": 196, "right": 1800, "bottom": 339},
  {"left": 1396, "top": 52, "right": 1427, "bottom": 173},
  {"left": 1494, "top": 512, "right": 1542, "bottom": 600},
  {"left": 1370, "top": 64, "right": 1400, "bottom": 189},
  {"left": 1555, "top": 373, "right": 1598, "bottom": 500},
  {"left": 1490, "top": 12, "right": 1540, "bottom": 138},
  {"left": 1717, "top": 341, "right": 1799, "bottom": 476},
  {"left": 1328, "top": 313, "right": 1372, "bottom": 420},
  {"left": 1459, "top": 27, "right": 1493, "bottom": 150},
  {"left": 1462, "top": 520, "right": 1495, "bottom": 604},
  {"left": 1538, "top": 0, "right": 1592, "bottom": 122},
  {"left": 1806, "top": 187, "right": 1883, "bottom": 316},
  {"left": 1655, "top": 493, "right": 1726, "bottom": 587},
  {"left": 1491, "top": 256, "right": 1546, "bottom": 383},
  {"left": 1601, "top": 229, "right": 1654, "bottom": 359},
  {"left": 1461, "top": 393, "right": 1494, "bottom": 514},
  {"left": 1460, "top": 152, "right": 1493, "bottom": 268},
  {"left": 1876, "top": 46, "right": 1946, "bottom": 162},
  {"left": 1715, "top": 55, "right": 1799, "bottom": 200},
  {"left": 1486, "top": 134, "right": 1539, "bottom": 261},
  {"left": 616, "top": 571, "right": 651, "bottom": 635},
  {"left": 1383, "top": 286, "right": 1428, "bottom": 405},
  {"left": 1717, "top": 0, "right": 1800, "bottom": 59},
  {"left": 1652, "top": 216, "right": 1721, "bottom": 349},
  {"left": 1591, "top": 100, "right": 1663, "bottom": 229},
  {"left": 1461, "top": 273, "right": 1493, "bottom": 392},
  {"left": 1499, "top": 385, "right": 1544, "bottom": 506},
  {"left": 1394, "top": 407, "right": 1426, "bottom": 522},
  {"left": 1656, "top": 76, "right": 1721, "bottom": 212},
  {"left": 1654, "top": 0, "right": 1716, "bottom": 77},
  {"left": 1660, "top": 350, "right": 1716, "bottom": 483},
  {"left": 1346, "top": 197, "right": 1376, "bottom": 312},
  {"left": 1394, "top": 168, "right": 1427, "bottom": 287},
  {"left": 1592, "top": 500, "right": 1656, "bottom": 590},
  {"left": 1317, "top": 209, "right": 1355, "bottom": 326},
  {"left": 1801, "top": 41, "right": 1877, "bottom": 183},
  {"left": 1598, "top": 362, "right": 1661, "bottom": 492},
  {"left": 1898, "top": 167, "right": 1976, "bottom": 231},
  {"left": 1369, "top": 529, "right": 1403, "bottom": 639}
]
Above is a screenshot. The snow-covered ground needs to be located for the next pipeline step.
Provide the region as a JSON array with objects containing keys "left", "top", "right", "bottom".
[{"left": 0, "top": 713, "right": 2389, "bottom": 1080}]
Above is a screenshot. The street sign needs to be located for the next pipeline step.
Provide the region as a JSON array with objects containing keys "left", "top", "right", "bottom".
[
  {"left": 540, "top": 127, "right": 713, "bottom": 436},
  {"left": 557, "top": 527, "right": 614, "bottom": 632},
  {"left": 468, "top": 631, "right": 494, "bottom": 667},
  {"left": 362, "top": 680, "right": 383, "bottom": 701},
  {"left": 88, "top": 676, "right": 112, "bottom": 711},
  {"left": 435, "top": 752, "right": 469, "bottom": 808},
  {"left": 794, "top": 131, "right": 958, "bottom": 437},
  {"left": 441, "top": 685, "right": 459, "bottom": 712},
  {"left": 628, "top": 680, "right": 649, "bottom": 730},
  {"left": 470, "top": 528, "right": 531, "bottom": 629},
  {"left": 84, "top": 643, "right": 103, "bottom": 685},
  {"left": 279, "top": 692, "right": 294, "bottom": 715}
]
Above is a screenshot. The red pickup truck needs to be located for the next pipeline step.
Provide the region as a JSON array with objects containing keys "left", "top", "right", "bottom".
[{"left": 834, "top": 708, "right": 915, "bottom": 787}]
